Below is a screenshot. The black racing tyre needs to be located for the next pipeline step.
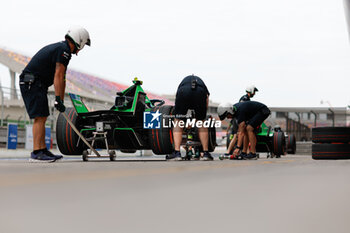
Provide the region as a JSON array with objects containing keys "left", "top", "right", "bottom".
[
  {"left": 193, "top": 116, "right": 217, "bottom": 152},
  {"left": 287, "top": 134, "right": 296, "bottom": 154},
  {"left": 312, "top": 127, "right": 350, "bottom": 143},
  {"left": 56, "top": 107, "right": 85, "bottom": 155},
  {"left": 148, "top": 105, "right": 174, "bottom": 155},
  {"left": 273, "top": 131, "right": 286, "bottom": 157},
  {"left": 312, "top": 143, "right": 350, "bottom": 160},
  {"left": 207, "top": 116, "right": 217, "bottom": 152}
]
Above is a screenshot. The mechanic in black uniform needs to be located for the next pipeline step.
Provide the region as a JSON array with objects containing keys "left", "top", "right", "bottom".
[
  {"left": 239, "top": 85, "right": 258, "bottom": 102},
  {"left": 169, "top": 75, "right": 213, "bottom": 160},
  {"left": 20, "top": 27, "right": 91, "bottom": 162},
  {"left": 218, "top": 101, "right": 270, "bottom": 159},
  {"left": 223, "top": 85, "right": 259, "bottom": 159}
]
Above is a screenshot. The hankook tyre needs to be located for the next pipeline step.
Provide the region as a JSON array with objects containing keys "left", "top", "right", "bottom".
[
  {"left": 312, "top": 127, "right": 350, "bottom": 143},
  {"left": 273, "top": 131, "right": 286, "bottom": 157},
  {"left": 56, "top": 108, "right": 84, "bottom": 155},
  {"left": 148, "top": 105, "right": 174, "bottom": 155},
  {"left": 312, "top": 143, "right": 350, "bottom": 160},
  {"left": 287, "top": 134, "right": 296, "bottom": 154}
]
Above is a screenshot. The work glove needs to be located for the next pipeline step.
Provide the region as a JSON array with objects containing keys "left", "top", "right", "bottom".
[{"left": 55, "top": 96, "right": 66, "bottom": 112}]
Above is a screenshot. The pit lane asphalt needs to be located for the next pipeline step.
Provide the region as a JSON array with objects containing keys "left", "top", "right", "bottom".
[{"left": 0, "top": 149, "right": 349, "bottom": 233}]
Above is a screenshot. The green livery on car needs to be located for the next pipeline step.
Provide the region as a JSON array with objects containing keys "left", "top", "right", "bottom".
[{"left": 56, "top": 78, "right": 216, "bottom": 160}]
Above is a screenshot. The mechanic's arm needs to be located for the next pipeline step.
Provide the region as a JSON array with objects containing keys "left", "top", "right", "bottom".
[
  {"left": 233, "top": 121, "right": 246, "bottom": 156},
  {"left": 54, "top": 63, "right": 66, "bottom": 100}
]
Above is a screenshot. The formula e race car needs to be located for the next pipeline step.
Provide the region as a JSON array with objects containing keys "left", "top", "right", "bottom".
[
  {"left": 56, "top": 78, "right": 216, "bottom": 161},
  {"left": 226, "top": 122, "right": 296, "bottom": 158}
]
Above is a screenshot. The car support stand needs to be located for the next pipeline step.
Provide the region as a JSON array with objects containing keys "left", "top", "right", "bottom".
[{"left": 82, "top": 122, "right": 116, "bottom": 161}]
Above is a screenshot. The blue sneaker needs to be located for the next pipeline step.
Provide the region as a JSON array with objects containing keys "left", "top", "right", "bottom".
[
  {"left": 30, "top": 151, "right": 56, "bottom": 163},
  {"left": 167, "top": 151, "right": 182, "bottom": 160},
  {"left": 44, "top": 150, "right": 63, "bottom": 161}
]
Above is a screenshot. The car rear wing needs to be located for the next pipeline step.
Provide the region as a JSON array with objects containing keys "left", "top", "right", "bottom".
[{"left": 69, "top": 93, "right": 89, "bottom": 114}]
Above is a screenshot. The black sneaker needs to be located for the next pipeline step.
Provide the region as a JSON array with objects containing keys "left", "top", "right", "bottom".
[
  {"left": 202, "top": 151, "right": 213, "bottom": 161},
  {"left": 167, "top": 151, "right": 182, "bottom": 160},
  {"left": 232, "top": 152, "right": 246, "bottom": 160},
  {"left": 29, "top": 151, "right": 56, "bottom": 163},
  {"left": 45, "top": 149, "right": 63, "bottom": 161},
  {"left": 243, "top": 153, "right": 258, "bottom": 160}
]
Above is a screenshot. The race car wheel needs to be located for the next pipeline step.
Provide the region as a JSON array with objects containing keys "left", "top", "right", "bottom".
[
  {"left": 193, "top": 116, "right": 216, "bottom": 152},
  {"left": 56, "top": 108, "right": 84, "bottom": 155},
  {"left": 208, "top": 117, "right": 217, "bottom": 152},
  {"left": 312, "top": 143, "right": 350, "bottom": 160},
  {"left": 273, "top": 131, "right": 286, "bottom": 157},
  {"left": 148, "top": 105, "right": 174, "bottom": 155},
  {"left": 287, "top": 134, "right": 296, "bottom": 154},
  {"left": 312, "top": 127, "right": 350, "bottom": 143}
]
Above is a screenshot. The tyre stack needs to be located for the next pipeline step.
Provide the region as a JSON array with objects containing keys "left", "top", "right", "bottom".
[
  {"left": 312, "top": 127, "right": 350, "bottom": 159},
  {"left": 286, "top": 134, "right": 296, "bottom": 154}
]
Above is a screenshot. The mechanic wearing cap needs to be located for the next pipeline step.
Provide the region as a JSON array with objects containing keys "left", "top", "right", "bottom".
[
  {"left": 239, "top": 85, "right": 258, "bottom": 102},
  {"left": 169, "top": 75, "right": 213, "bottom": 161},
  {"left": 20, "top": 27, "right": 91, "bottom": 162},
  {"left": 218, "top": 101, "right": 270, "bottom": 159}
]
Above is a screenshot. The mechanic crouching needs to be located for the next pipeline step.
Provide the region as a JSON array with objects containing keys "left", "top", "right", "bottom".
[
  {"left": 226, "top": 85, "right": 259, "bottom": 158},
  {"left": 20, "top": 27, "right": 91, "bottom": 162},
  {"left": 218, "top": 101, "right": 271, "bottom": 160},
  {"left": 169, "top": 75, "right": 213, "bottom": 161}
]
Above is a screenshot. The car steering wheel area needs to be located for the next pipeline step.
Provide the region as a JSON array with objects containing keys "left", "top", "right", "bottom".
[{"left": 150, "top": 99, "right": 165, "bottom": 107}]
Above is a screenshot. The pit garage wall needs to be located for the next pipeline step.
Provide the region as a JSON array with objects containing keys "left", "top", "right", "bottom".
[{"left": 1, "top": 103, "right": 30, "bottom": 126}]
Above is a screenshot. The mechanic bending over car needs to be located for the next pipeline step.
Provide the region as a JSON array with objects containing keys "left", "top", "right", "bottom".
[
  {"left": 226, "top": 85, "right": 259, "bottom": 158},
  {"left": 218, "top": 101, "right": 270, "bottom": 160},
  {"left": 20, "top": 27, "right": 91, "bottom": 162},
  {"left": 169, "top": 75, "right": 213, "bottom": 161}
]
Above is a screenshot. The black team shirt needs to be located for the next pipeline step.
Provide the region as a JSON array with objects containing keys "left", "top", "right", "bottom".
[
  {"left": 233, "top": 101, "right": 267, "bottom": 124},
  {"left": 22, "top": 40, "right": 71, "bottom": 87}
]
